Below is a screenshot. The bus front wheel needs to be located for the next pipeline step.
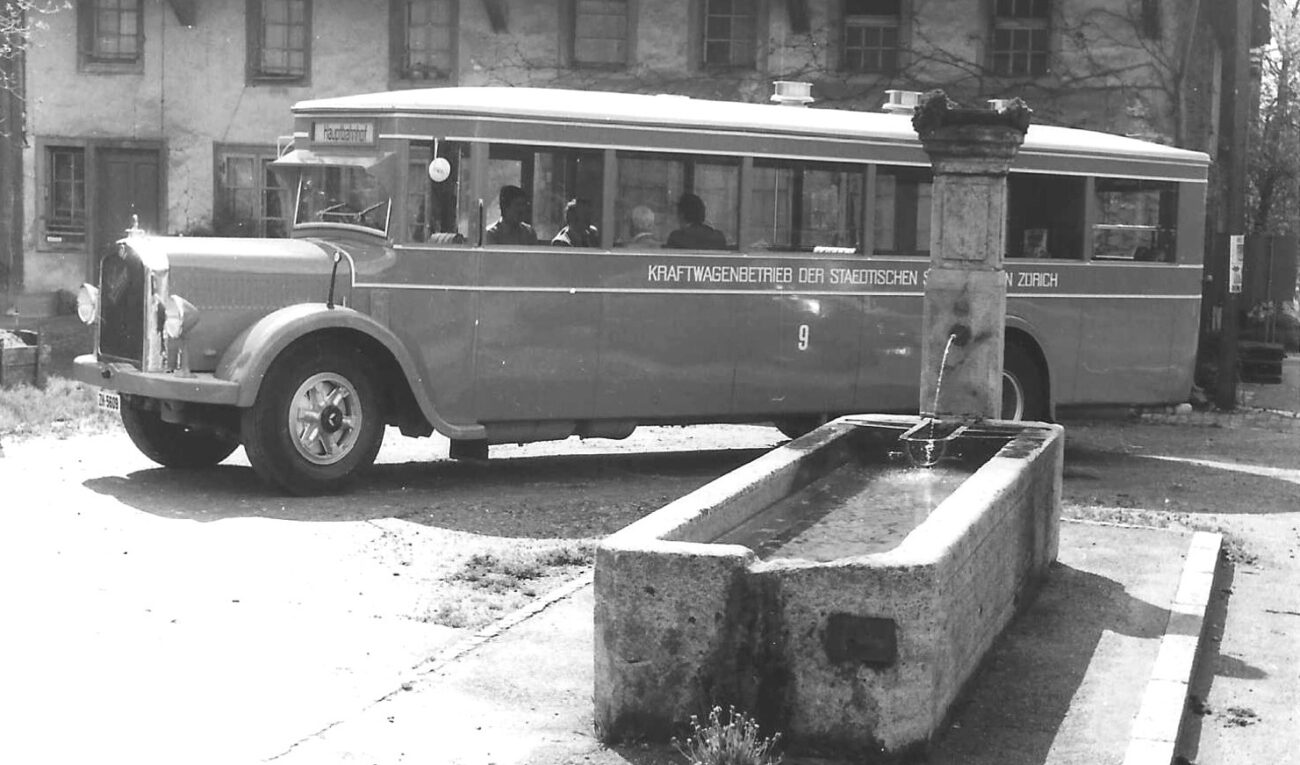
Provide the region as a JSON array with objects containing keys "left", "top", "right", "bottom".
[
  {"left": 1002, "top": 344, "right": 1048, "bottom": 421},
  {"left": 121, "top": 404, "right": 239, "bottom": 468},
  {"left": 241, "top": 342, "right": 385, "bottom": 495}
]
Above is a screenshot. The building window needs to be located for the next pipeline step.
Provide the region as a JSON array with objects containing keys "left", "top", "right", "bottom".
[
  {"left": 702, "top": 0, "right": 757, "bottom": 69},
  {"left": 78, "top": 0, "right": 143, "bottom": 70},
  {"left": 45, "top": 148, "right": 87, "bottom": 246},
  {"left": 991, "top": 0, "right": 1049, "bottom": 77},
  {"left": 392, "top": 0, "right": 456, "bottom": 82},
  {"left": 215, "top": 148, "right": 289, "bottom": 237},
  {"left": 247, "top": 0, "right": 311, "bottom": 84},
  {"left": 842, "top": 0, "right": 901, "bottom": 74},
  {"left": 572, "top": 0, "right": 628, "bottom": 67}
]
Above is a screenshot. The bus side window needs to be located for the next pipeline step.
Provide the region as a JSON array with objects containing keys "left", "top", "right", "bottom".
[
  {"left": 872, "top": 166, "right": 931, "bottom": 257},
  {"left": 744, "top": 160, "right": 865, "bottom": 252},
  {"left": 1091, "top": 178, "right": 1178, "bottom": 263},
  {"left": 487, "top": 145, "right": 603, "bottom": 246},
  {"left": 1006, "top": 174, "right": 1085, "bottom": 260},
  {"left": 614, "top": 151, "right": 738, "bottom": 250}
]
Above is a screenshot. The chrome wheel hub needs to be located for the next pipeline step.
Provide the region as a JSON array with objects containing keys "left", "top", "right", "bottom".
[{"left": 288, "top": 372, "right": 363, "bottom": 466}]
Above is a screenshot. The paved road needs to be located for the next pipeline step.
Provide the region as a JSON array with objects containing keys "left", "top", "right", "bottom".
[
  {"left": 0, "top": 425, "right": 780, "bottom": 765},
  {"left": 3, "top": 414, "right": 1298, "bottom": 764}
]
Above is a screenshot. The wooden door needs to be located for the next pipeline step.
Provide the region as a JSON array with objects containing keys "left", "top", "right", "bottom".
[{"left": 92, "top": 148, "right": 162, "bottom": 279}]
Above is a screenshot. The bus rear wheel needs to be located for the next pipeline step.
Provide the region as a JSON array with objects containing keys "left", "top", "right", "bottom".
[
  {"left": 241, "top": 342, "right": 385, "bottom": 496},
  {"left": 121, "top": 404, "right": 239, "bottom": 468},
  {"left": 1002, "top": 343, "right": 1048, "bottom": 421},
  {"left": 775, "top": 414, "right": 829, "bottom": 440}
]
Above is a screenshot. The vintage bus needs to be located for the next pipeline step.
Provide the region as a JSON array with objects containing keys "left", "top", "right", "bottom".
[{"left": 74, "top": 86, "right": 1209, "bottom": 495}]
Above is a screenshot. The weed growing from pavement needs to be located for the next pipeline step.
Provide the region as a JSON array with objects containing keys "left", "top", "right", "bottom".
[
  {"left": 0, "top": 376, "right": 118, "bottom": 440},
  {"left": 428, "top": 543, "right": 594, "bottom": 629},
  {"left": 673, "top": 706, "right": 782, "bottom": 765}
]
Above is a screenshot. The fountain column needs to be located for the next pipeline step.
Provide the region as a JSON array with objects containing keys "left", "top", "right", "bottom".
[{"left": 913, "top": 92, "right": 1031, "bottom": 419}]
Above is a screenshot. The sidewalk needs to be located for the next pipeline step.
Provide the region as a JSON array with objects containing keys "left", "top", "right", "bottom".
[{"left": 271, "top": 522, "right": 1220, "bottom": 765}]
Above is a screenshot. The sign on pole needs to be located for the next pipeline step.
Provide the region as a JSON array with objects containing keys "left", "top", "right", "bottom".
[{"left": 1228, "top": 234, "right": 1244, "bottom": 294}]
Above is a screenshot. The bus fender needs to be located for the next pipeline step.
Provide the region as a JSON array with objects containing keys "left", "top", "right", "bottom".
[
  {"left": 1003, "top": 317, "right": 1054, "bottom": 418},
  {"left": 214, "top": 303, "right": 486, "bottom": 441}
]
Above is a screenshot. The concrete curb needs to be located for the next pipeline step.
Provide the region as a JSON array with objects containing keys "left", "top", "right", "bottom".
[
  {"left": 1137, "top": 407, "right": 1300, "bottom": 432},
  {"left": 1121, "top": 531, "right": 1222, "bottom": 765}
]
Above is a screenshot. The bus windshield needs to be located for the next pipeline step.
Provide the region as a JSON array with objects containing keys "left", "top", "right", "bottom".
[{"left": 296, "top": 165, "right": 393, "bottom": 234}]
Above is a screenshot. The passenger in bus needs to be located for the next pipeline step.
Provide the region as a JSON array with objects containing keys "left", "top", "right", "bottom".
[
  {"left": 629, "top": 205, "right": 660, "bottom": 246},
  {"left": 551, "top": 198, "right": 600, "bottom": 247},
  {"left": 486, "top": 185, "right": 537, "bottom": 245},
  {"left": 665, "top": 193, "right": 727, "bottom": 250}
]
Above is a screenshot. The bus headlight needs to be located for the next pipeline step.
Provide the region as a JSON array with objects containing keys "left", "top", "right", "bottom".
[
  {"left": 163, "top": 294, "right": 200, "bottom": 339},
  {"left": 76, "top": 283, "right": 99, "bottom": 325}
]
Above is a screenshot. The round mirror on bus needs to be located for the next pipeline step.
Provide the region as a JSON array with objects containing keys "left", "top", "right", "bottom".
[{"left": 428, "top": 158, "right": 451, "bottom": 183}]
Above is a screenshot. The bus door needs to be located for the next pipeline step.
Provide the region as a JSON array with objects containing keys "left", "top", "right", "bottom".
[
  {"left": 848, "top": 285, "right": 923, "bottom": 413},
  {"left": 1073, "top": 264, "right": 1182, "bottom": 403},
  {"left": 471, "top": 146, "right": 603, "bottom": 421},
  {"left": 845, "top": 166, "right": 929, "bottom": 412},
  {"left": 732, "top": 162, "right": 868, "bottom": 416},
  {"left": 594, "top": 153, "right": 742, "bottom": 419},
  {"left": 1075, "top": 179, "right": 1184, "bottom": 404},
  {"left": 730, "top": 265, "right": 862, "bottom": 417}
]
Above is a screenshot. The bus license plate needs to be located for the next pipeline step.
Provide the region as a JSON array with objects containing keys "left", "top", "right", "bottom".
[{"left": 97, "top": 390, "right": 121, "bottom": 414}]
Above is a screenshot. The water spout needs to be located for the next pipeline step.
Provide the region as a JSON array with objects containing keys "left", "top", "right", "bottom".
[
  {"left": 902, "top": 330, "right": 966, "bottom": 468},
  {"left": 923, "top": 331, "right": 960, "bottom": 424}
]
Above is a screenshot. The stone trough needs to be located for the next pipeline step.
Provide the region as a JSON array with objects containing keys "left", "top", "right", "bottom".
[{"left": 594, "top": 414, "right": 1063, "bottom": 758}]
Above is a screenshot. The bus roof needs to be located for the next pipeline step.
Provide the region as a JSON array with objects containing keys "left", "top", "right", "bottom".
[{"left": 291, "top": 87, "right": 1210, "bottom": 179}]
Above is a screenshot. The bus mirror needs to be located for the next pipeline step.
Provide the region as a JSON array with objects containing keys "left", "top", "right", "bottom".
[{"left": 428, "top": 157, "right": 451, "bottom": 183}]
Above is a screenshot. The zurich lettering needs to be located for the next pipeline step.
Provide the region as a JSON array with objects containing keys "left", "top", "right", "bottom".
[{"left": 1006, "top": 271, "right": 1060, "bottom": 289}]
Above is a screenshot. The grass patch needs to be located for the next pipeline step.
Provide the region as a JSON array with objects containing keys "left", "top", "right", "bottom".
[
  {"left": 0, "top": 376, "right": 119, "bottom": 441},
  {"left": 0, "top": 374, "right": 119, "bottom": 439},
  {"left": 426, "top": 542, "right": 595, "bottom": 629}
]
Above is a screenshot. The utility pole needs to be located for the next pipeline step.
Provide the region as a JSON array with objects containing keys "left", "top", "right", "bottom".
[{"left": 1216, "top": 0, "right": 1255, "bottom": 410}]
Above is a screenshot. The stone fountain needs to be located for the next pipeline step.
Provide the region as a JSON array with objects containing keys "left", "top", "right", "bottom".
[{"left": 594, "top": 93, "right": 1063, "bottom": 760}]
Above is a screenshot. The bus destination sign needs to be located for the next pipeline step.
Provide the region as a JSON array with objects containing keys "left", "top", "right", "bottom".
[{"left": 313, "top": 121, "right": 376, "bottom": 146}]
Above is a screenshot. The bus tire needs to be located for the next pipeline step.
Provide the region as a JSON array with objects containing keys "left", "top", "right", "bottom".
[
  {"left": 121, "top": 405, "right": 239, "bottom": 468},
  {"left": 241, "top": 341, "right": 385, "bottom": 496},
  {"left": 775, "top": 414, "right": 829, "bottom": 440},
  {"left": 1002, "top": 343, "right": 1048, "bottom": 421}
]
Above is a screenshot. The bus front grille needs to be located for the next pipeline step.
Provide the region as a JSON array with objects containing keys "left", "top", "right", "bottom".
[{"left": 98, "top": 251, "right": 147, "bottom": 365}]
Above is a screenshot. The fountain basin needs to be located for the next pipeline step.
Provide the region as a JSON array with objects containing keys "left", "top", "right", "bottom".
[{"left": 594, "top": 414, "right": 1063, "bottom": 758}]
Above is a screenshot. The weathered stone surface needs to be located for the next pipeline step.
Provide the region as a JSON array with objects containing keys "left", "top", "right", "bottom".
[
  {"left": 920, "top": 269, "right": 1007, "bottom": 420},
  {"left": 594, "top": 415, "right": 1064, "bottom": 759},
  {"left": 914, "top": 91, "right": 1029, "bottom": 420}
]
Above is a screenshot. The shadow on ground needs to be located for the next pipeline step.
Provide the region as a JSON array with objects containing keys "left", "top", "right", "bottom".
[
  {"left": 1060, "top": 424, "right": 1300, "bottom": 516},
  {"left": 926, "top": 560, "right": 1171, "bottom": 765},
  {"left": 82, "top": 447, "right": 770, "bottom": 537}
]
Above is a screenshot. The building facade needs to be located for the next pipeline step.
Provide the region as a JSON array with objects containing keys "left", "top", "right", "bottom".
[{"left": 3, "top": 0, "right": 1262, "bottom": 308}]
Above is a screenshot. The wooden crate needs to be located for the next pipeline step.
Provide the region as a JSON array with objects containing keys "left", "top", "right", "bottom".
[{"left": 0, "top": 330, "right": 52, "bottom": 389}]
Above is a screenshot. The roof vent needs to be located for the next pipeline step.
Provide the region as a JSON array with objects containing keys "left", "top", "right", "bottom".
[
  {"left": 882, "top": 89, "right": 922, "bottom": 114},
  {"left": 771, "top": 81, "right": 814, "bottom": 107}
]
